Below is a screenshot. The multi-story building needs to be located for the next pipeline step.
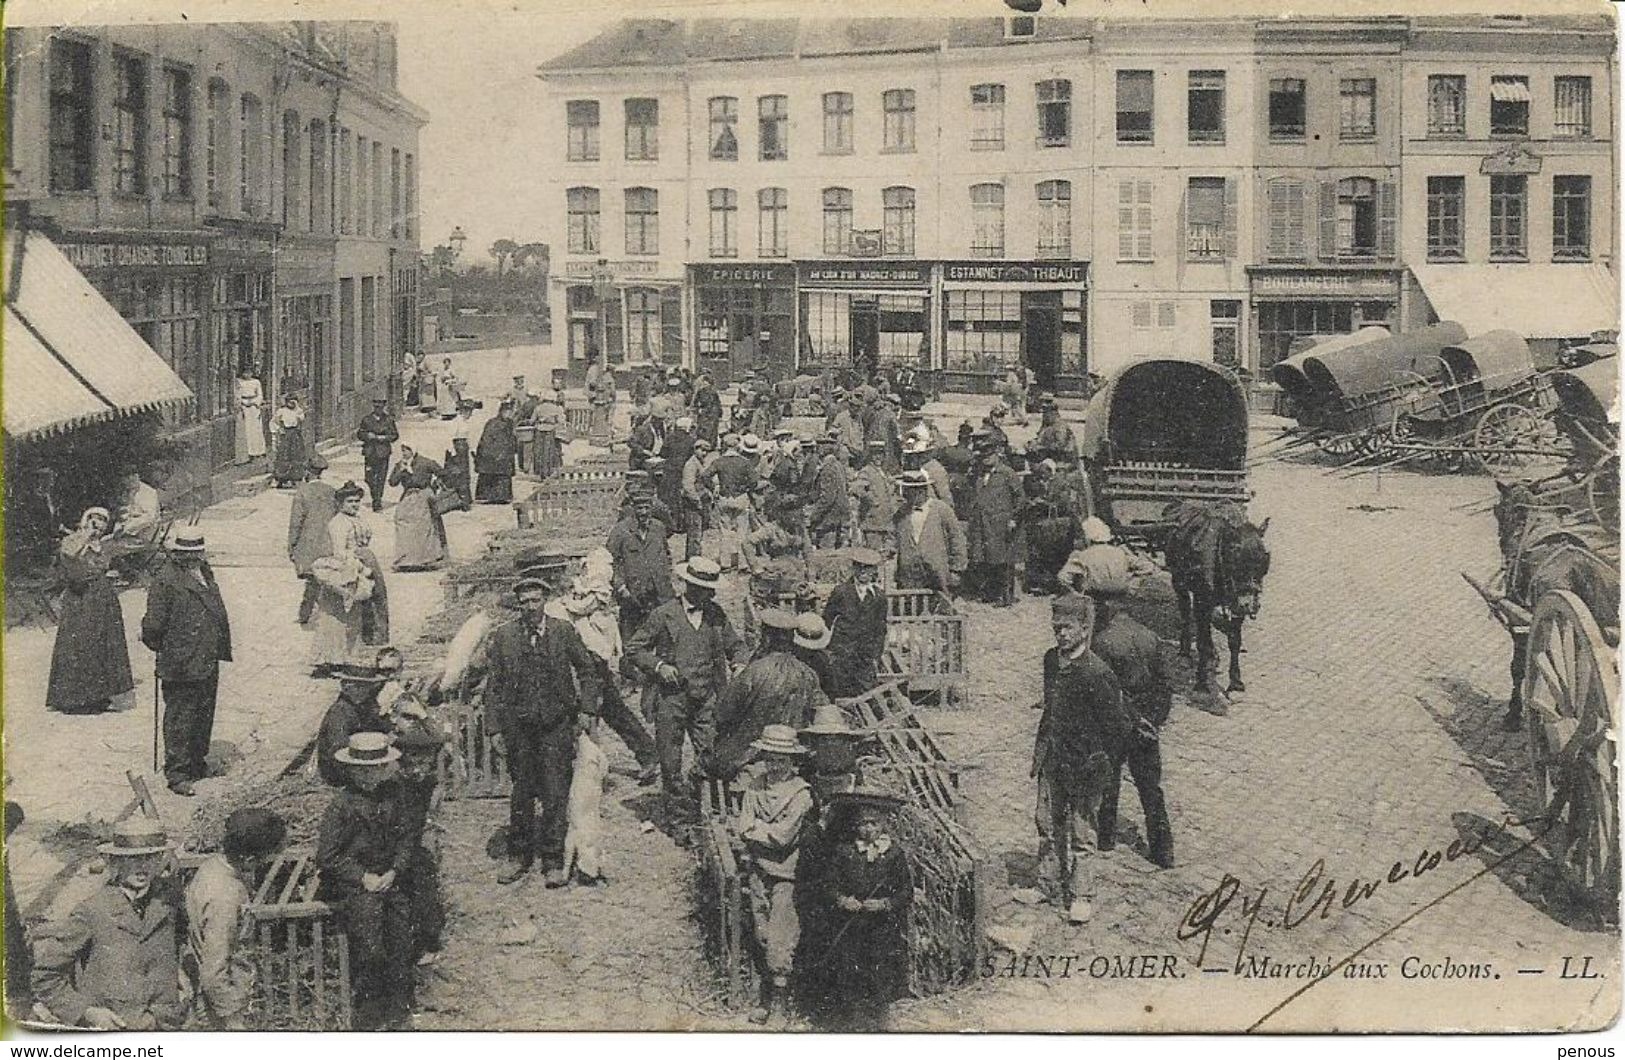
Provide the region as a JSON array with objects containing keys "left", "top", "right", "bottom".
[{"left": 4, "top": 21, "right": 426, "bottom": 484}]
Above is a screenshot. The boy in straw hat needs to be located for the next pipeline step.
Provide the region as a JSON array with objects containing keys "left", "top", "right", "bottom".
[
  {"left": 316, "top": 661, "right": 395, "bottom": 787},
  {"left": 733, "top": 724, "right": 815, "bottom": 1027},
  {"left": 32, "top": 819, "right": 183, "bottom": 1029},
  {"left": 316, "top": 731, "right": 416, "bottom": 1029}
]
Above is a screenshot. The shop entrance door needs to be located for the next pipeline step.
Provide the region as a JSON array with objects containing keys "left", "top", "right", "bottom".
[
  {"left": 850, "top": 299, "right": 880, "bottom": 378},
  {"left": 1022, "top": 292, "right": 1061, "bottom": 393}
]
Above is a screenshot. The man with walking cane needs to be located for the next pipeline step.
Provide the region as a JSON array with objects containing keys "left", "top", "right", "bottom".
[{"left": 141, "top": 529, "right": 232, "bottom": 796}]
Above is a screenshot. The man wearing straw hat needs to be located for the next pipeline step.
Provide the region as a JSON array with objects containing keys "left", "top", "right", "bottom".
[
  {"left": 316, "top": 731, "right": 416, "bottom": 1029},
  {"left": 822, "top": 547, "right": 890, "bottom": 698},
  {"left": 713, "top": 609, "right": 825, "bottom": 779},
  {"left": 31, "top": 819, "right": 183, "bottom": 1029},
  {"left": 316, "top": 662, "right": 395, "bottom": 787},
  {"left": 140, "top": 528, "right": 232, "bottom": 796},
  {"left": 893, "top": 469, "right": 965, "bottom": 595}
]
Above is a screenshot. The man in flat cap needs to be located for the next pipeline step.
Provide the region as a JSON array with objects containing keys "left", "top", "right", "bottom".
[{"left": 822, "top": 548, "right": 890, "bottom": 698}]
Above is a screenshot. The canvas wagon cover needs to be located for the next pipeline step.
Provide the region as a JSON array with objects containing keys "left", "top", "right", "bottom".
[
  {"left": 1436, "top": 330, "right": 1536, "bottom": 389},
  {"left": 1080, "top": 358, "right": 1249, "bottom": 470},
  {"left": 1550, "top": 357, "right": 1620, "bottom": 428},
  {"left": 1270, "top": 327, "right": 1391, "bottom": 405},
  {"left": 1302, "top": 321, "right": 1467, "bottom": 400}
]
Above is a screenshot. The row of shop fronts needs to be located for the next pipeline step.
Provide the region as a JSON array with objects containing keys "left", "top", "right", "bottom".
[{"left": 556, "top": 256, "right": 1419, "bottom": 393}]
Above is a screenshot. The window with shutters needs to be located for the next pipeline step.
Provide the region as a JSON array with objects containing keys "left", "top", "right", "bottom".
[
  {"left": 625, "top": 98, "right": 658, "bottom": 161},
  {"left": 567, "top": 100, "right": 599, "bottom": 161},
  {"left": 206, "top": 80, "right": 230, "bottom": 209},
  {"left": 1427, "top": 76, "right": 1466, "bottom": 136},
  {"left": 114, "top": 52, "right": 148, "bottom": 195},
  {"left": 1489, "top": 174, "right": 1527, "bottom": 260},
  {"left": 1334, "top": 178, "right": 1377, "bottom": 258},
  {"left": 1117, "top": 180, "right": 1155, "bottom": 261},
  {"left": 1426, "top": 176, "right": 1465, "bottom": 261},
  {"left": 1339, "top": 78, "right": 1376, "bottom": 141},
  {"left": 709, "top": 97, "right": 738, "bottom": 161},
  {"left": 1265, "top": 178, "right": 1307, "bottom": 262},
  {"left": 823, "top": 92, "right": 852, "bottom": 154},
  {"left": 883, "top": 89, "right": 915, "bottom": 152},
  {"left": 1552, "top": 175, "right": 1591, "bottom": 261},
  {"left": 1490, "top": 76, "right": 1529, "bottom": 137},
  {"left": 567, "top": 187, "right": 600, "bottom": 254},
  {"left": 625, "top": 187, "right": 658, "bottom": 255},
  {"left": 162, "top": 68, "right": 193, "bottom": 199},
  {"left": 758, "top": 187, "right": 788, "bottom": 257},
  {"left": 1116, "top": 70, "right": 1154, "bottom": 143},
  {"left": 823, "top": 187, "right": 853, "bottom": 255},
  {"left": 970, "top": 184, "right": 1005, "bottom": 258},
  {"left": 970, "top": 84, "right": 1005, "bottom": 150},
  {"left": 1188, "top": 71, "right": 1225, "bottom": 144},
  {"left": 883, "top": 186, "right": 915, "bottom": 255},
  {"left": 336, "top": 126, "right": 351, "bottom": 233},
  {"left": 48, "top": 37, "right": 94, "bottom": 192},
  {"left": 1554, "top": 77, "right": 1592, "bottom": 139},
  {"left": 1037, "top": 79, "right": 1071, "bottom": 147},
  {"left": 310, "top": 120, "right": 329, "bottom": 233},
  {"left": 1186, "top": 177, "right": 1226, "bottom": 260},
  {"left": 1036, "top": 180, "right": 1070, "bottom": 259},
  {"left": 708, "top": 188, "right": 737, "bottom": 258},
  {"left": 1269, "top": 78, "right": 1305, "bottom": 140},
  {"left": 282, "top": 112, "right": 302, "bottom": 228},
  {"left": 759, "top": 95, "right": 787, "bottom": 161}
]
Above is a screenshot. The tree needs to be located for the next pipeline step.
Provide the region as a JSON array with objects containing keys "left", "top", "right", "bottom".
[
  {"left": 489, "top": 239, "right": 519, "bottom": 276},
  {"left": 512, "top": 242, "right": 550, "bottom": 273},
  {"left": 429, "top": 244, "right": 456, "bottom": 276}
]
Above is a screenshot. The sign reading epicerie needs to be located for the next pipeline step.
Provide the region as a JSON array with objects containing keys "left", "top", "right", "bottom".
[{"left": 60, "top": 241, "right": 210, "bottom": 269}]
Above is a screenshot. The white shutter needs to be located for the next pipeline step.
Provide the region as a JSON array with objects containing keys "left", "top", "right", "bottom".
[
  {"left": 1135, "top": 180, "right": 1155, "bottom": 259},
  {"left": 1157, "top": 301, "right": 1176, "bottom": 329},
  {"left": 1118, "top": 180, "right": 1136, "bottom": 259},
  {"left": 1286, "top": 180, "right": 1306, "bottom": 259}
]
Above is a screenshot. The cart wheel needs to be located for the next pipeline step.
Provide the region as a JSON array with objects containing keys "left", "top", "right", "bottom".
[
  {"left": 1521, "top": 589, "right": 1620, "bottom": 908},
  {"left": 1586, "top": 459, "right": 1619, "bottom": 530},
  {"left": 1475, "top": 404, "right": 1547, "bottom": 472},
  {"left": 1313, "top": 433, "right": 1362, "bottom": 458}
]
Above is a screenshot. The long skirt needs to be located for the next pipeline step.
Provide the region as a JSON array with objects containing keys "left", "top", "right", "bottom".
[
  {"left": 311, "top": 584, "right": 369, "bottom": 668},
  {"left": 393, "top": 488, "right": 447, "bottom": 571},
  {"left": 535, "top": 430, "right": 563, "bottom": 478},
  {"left": 236, "top": 407, "right": 267, "bottom": 462},
  {"left": 46, "top": 579, "right": 135, "bottom": 713},
  {"left": 443, "top": 442, "right": 473, "bottom": 508},
  {"left": 273, "top": 426, "right": 308, "bottom": 485},
  {"left": 475, "top": 473, "right": 513, "bottom": 504},
  {"left": 437, "top": 383, "right": 459, "bottom": 419},
  {"left": 418, "top": 375, "right": 438, "bottom": 411}
]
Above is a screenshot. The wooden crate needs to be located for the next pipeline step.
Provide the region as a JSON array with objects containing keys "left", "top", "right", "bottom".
[
  {"left": 565, "top": 404, "right": 612, "bottom": 445},
  {"left": 838, "top": 681, "right": 964, "bottom": 821},
  {"left": 513, "top": 478, "right": 625, "bottom": 529},
  {"left": 436, "top": 695, "right": 510, "bottom": 800},
  {"left": 880, "top": 590, "right": 966, "bottom": 706},
  {"left": 242, "top": 854, "right": 352, "bottom": 1030},
  {"left": 696, "top": 781, "right": 756, "bottom": 1008}
]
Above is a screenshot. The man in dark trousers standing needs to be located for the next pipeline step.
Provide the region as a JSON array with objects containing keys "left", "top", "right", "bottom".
[
  {"left": 288, "top": 453, "right": 337, "bottom": 625},
  {"left": 965, "top": 432, "right": 1026, "bottom": 606},
  {"left": 692, "top": 372, "right": 723, "bottom": 447},
  {"left": 607, "top": 488, "right": 675, "bottom": 658},
  {"left": 807, "top": 433, "right": 850, "bottom": 548},
  {"left": 482, "top": 556, "right": 602, "bottom": 887},
  {"left": 821, "top": 547, "right": 890, "bottom": 698},
  {"left": 140, "top": 529, "right": 232, "bottom": 796},
  {"left": 355, "top": 398, "right": 399, "bottom": 512}
]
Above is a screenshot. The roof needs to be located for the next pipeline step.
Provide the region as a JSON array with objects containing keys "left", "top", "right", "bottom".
[
  {"left": 4, "top": 229, "right": 195, "bottom": 441},
  {"left": 539, "top": 19, "right": 691, "bottom": 72},
  {"left": 1303, "top": 321, "right": 1467, "bottom": 399},
  {"left": 1410, "top": 263, "right": 1620, "bottom": 341},
  {"left": 1080, "top": 359, "right": 1249, "bottom": 470}
]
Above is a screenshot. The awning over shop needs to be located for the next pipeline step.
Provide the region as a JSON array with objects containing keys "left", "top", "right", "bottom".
[
  {"left": 4, "top": 228, "right": 194, "bottom": 441},
  {"left": 1409, "top": 263, "right": 1619, "bottom": 341}
]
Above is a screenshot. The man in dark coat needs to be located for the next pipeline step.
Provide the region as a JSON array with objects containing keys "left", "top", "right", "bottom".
[
  {"left": 288, "top": 453, "right": 337, "bottom": 624},
  {"left": 864, "top": 394, "right": 902, "bottom": 474},
  {"left": 964, "top": 434, "right": 1026, "bottom": 606},
  {"left": 822, "top": 548, "right": 889, "bottom": 698},
  {"left": 940, "top": 423, "right": 977, "bottom": 519},
  {"left": 692, "top": 373, "right": 723, "bottom": 447},
  {"left": 712, "top": 610, "right": 826, "bottom": 778},
  {"left": 628, "top": 409, "right": 668, "bottom": 471},
  {"left": 5, "top": 801, "right": 31, "bottom": 1017},
  {"left": 140, "top": 530, "right": 232, "bottom": 795},
  {"left": 660, "top": 416, "right": 697, "bottom": 518},
  {"left": 807, "top": 434, "right": 850, "bottom": 548},
  {"left": 316, "top": 664, "right": 394, "bottom": 787},
  {"left": 475, "top": 402, "right": 520, "bottom": 504},
  {"left": 482, "top": 558, "right": 603, "bottom": 886},
  {"left": 355, "top": 398, "right": 399, "bottom": 512},
  {"left": 607, "top": 489, "right": 675, "bottom": 655}
]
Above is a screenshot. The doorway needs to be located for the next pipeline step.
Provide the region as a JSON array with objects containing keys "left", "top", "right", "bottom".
[
  {"left": 850, "top": 299, "right": 880, "bottom": 378},
  {"left": 1022, "top": 292, "right": 1061, "bottom": 392}
]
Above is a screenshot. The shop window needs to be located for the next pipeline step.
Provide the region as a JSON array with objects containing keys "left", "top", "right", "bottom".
[
  {"left": 1489, "top": 174, "right": 1528, "bottom": 260},
  {"left": 945, "top": 289, "right": 1022, "bottom": 375},
  {"left": 1264, "top": 177, "right": 1307, "bottom": 262},
  {"left": 240, "top": 94, "right": 265, "bottom": 217},
  {"left": 802, "top": 291, "right": 853, "bottom": 368},
  {"left": 823, "top": 187, "right": 853, "bottom": 255},
  {"left": 970, "top": 184, "right": 1005, "bottom": 258},
  {"left": 111, "top": 276, "right": 206, "bottom": 419},
  {"left": 567, "top": 186, "right": 599, "bottom": 254},
  {"left": 1185, "top": 177, "right": 1227, "bottom": 260},
  {"left": 758, "top": 187, "right": 788, "bottom": 258},
  {"left": 48, "top": 37, "right": 94, "bottom": 192},
  {"left": 1059, "top": 290, "right": 1087, "bottom": 376},
  {"left": 1036, "top": 180, "right": 1070, "bottom": 259},
  {"left": 1187, "top": 71, "right": 1225, "bottom": 144},
  {"left": 1036, "top": 79, "right": 1070, "bottom": 147},
  {"left": 883, "top": 89, "right": 915, "bottom": 153},
  {"left": 1339, "top": 78, "right": 1376, "bottom": 141},
  {"left": 162, "top": 67, "right": 193, "bottom": 199},
  {"left": 1211, "top": 300, "right": 1241, "bottom": 368},
  {"left": 708, "top": 188, "right": 737, "bottom": 258},
  {"left": 1258, "top": 302, "right": 1355, "bottom": 369},
  {"left": 278, "top": 294, "right": 330, "bottom": 397},
  {"left": 970, "top": 84, "right": 1005, "bottom": 150},
  {"left": 1552, "top": 175, "right": 1591, "bottom": 261},
  {"left": 1554, "top": 77, "right": 1592, "bottom": 139},
  {"left": 567, "top": 100, "right": 600, "bottom": 161},
  {"left": 1426, "top": 176, "right": 1465, "bottom": 261},
  {"left": 822, "top": 92, "right": 852, "bottom": 154},
  {"left": 1117, "top": 179, "right": 1154, "bottom": 261},
  {"left": 1268, "top": 77, "right": 1305, "bottom": 141},
  {"left": 602, "top": 289, "right": 625, "bottom": 364},
  {"left": 1116, "top": 70, "right": 1154, "bottom": 143},
  {"left": 114, "top": 51, "right": 148, "bottom": 195},
  {"left": 876, "top": 294, "right": 928, "bottom": 369},
  {"left": 709, "top": 97, "right": 738, "bottom": 161},
  {"left": 1490, "top": 76, "right": 1529, "bottom": 137},
  {"left": 625, "top": 187, "right": 658, "bottom": 256},
  {"left": 883, "top": 186, "right": 915, "bottom": 256},
  {"left": 625, "top": 98, "right": 658, "bottom": 161},
  {"left": 759, "top": 95, "right": 787, "bottom": 161},
  {"left": 1427, "top": 75, "right": 1466, "bottom": 136},
  {"left": 661, "top": 288, "right": 683, "bottom": 364}
]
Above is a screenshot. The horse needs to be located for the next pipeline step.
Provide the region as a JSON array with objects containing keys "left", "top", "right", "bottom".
[
  {"left": 1490, "top": 480, "right": 1619, "bottom": 732},
  {"left": 1161, "top": 500, "right": 1271, "bottom": 695}
]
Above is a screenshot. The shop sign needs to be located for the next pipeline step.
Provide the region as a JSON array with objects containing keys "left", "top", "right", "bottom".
[
  {"left": 1251, "top": 270, "right": 1398, "bottom": 299},
  {"left": 690, "top": 263, "right": 795, "bottom": 286},
  {"left": 799, "top": 261, "right": 929, "bottom": 287},
  {"left": 564, "top": 259, "right": 659, "bottom": 279},
  {"left": 59, "top": 240, "right": 209, "bottom": 270},
  {"left": 212, "top": 234, "right": 276, "bottom": 266},
  {"left": 942, "top": 260, "right": 1088, "bottom": 284},
  {"left": 1480, "top": 143, "right": 1542, "bottom": 176},
  {"left": 850, "top": 230, "right": 882, "bottom": 257}
]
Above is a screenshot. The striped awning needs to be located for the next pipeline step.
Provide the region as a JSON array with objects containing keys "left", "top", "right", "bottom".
[
  {"left": 1491, "top": 78, "right": 1532, "bottom": 103},
  {"left": 4, "top": 228, "right": 194, "bottom": 441}
]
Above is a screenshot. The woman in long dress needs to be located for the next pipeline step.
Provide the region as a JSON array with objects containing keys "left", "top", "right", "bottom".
[
  {"left": 309, "top": 482, "right": 378, "bottom": 674},
  {"left": 235, "top": 369, "right": 268, "bottom": 464},
  {"left": 417, "top": 356, "right": 438, "bottom": 414},
  {"left": 46, "top": 508, "right": 136, "bottom": 714},
  {"left": 437, "top": 358, "right": 462, "bottom": 420},
  {"left": 474, "top": 402, "right": 519, "bottom": 504},
  {"left": 442, "top": 409, "right": 474, "bottom": 511},
  {"left": 389, "top": 445, "right": 448, "bottom": 571},
  {"left": 534, "top": 387, "right": 568, "bottom": 479},
  {"left": 271, "top": 395, "right": 309, "bottom": 487}
]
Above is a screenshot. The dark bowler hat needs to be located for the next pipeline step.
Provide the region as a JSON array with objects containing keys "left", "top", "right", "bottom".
[{"left": 223, "top": 808, "right": 288, "bottom": 859}]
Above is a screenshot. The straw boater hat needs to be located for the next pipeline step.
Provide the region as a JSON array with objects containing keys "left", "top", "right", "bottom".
[
  {"left": 170, "top": 528, "right": 207, "bottom": 552},
  {"left": 740, "top": 433, "right": 762, "bottom": 454},
  {"left": 830, "top": 781, "right": 903, "bottom": 814},
  {"left": 802, "top": 700, "right": 864, "bottom": 739},
  {"left": 677, "top": 556, "right": 723, "bottom": 590},
  {"left": 773, "top": 426, "right": 794, "bottom": 440},
  {"left": 793, "top": 612, "right": 832, "bottom": 651},
  {"left": 757, "top": 608, "right": 799, "bottom": 633},
  {"left": 902, "top": 435, "right": 931, "bottom": 456},
  {"left": 895, "top": 469, "right": 932, "bottom": 490},
  {"left": 1080, "top": 517, "right": 1114, "bottom": 545},
  {"left": 330, "top": 662, "right": 388, "bottom": 685},
  {"left": 98, "top": 818, "right": 174, "bottom": 858},
  {"left": 334, "top": 730, "right": 401, "bottom": 767},
  {"left": 750, "top": 724, "right": 810, "bottom": 757}
]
